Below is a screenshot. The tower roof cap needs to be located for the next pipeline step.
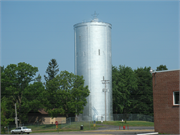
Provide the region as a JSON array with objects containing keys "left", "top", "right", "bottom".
[{"left": 91, "top": 11, "right": 99, "bottom": 22}]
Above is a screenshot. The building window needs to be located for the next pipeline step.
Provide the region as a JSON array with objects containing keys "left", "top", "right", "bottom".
[
  {"left": 173, "top": 91, "right": 179, "bottom": 105},
  {"left": 98, "top": 49, "right": 100, "bottom": 55}
]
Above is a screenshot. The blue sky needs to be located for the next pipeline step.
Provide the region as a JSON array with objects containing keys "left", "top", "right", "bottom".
[{"left": 1, "top": 1, "right": 179, "bottom": 82}]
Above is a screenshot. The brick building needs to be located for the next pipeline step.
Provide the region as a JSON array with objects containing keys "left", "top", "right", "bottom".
[{"left": 152, "top": 69, "right": 179, "bottom": 134}]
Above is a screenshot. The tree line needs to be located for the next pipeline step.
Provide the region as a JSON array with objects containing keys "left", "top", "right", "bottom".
[
  {"left": 1, "top": 58, "right": 168, "bottom": 126},
  {"left": 112, "top": 64, "right": 168, "bottom": 120},
  {"left": 1, "top": 59, "right": 90, "bottom": 126}
]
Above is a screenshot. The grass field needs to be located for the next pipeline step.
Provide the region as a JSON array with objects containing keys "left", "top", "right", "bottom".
[
  {"left": 7, "top": 121, "right": 154, "bottom": 134},
  {"left": 15, "top": 121, "right": 102, "bottom": 133},
  {"left": 98, "top": 121, "right": 154, "bottom": 126}
]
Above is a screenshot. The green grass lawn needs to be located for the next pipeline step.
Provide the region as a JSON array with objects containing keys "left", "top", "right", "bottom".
[
  {"left": 97, "top": 121, "right": 154, "bottom": 126},
  {"left": 21, "top": 121, "right": 103, "bottom": 133},
  {"left": 8, "top": 121, "right": 154, "bottom": 134}
]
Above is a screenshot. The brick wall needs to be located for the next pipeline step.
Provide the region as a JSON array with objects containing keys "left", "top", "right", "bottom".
[{"left": 153, "top": 70, "right": 179, "bottom": 134}]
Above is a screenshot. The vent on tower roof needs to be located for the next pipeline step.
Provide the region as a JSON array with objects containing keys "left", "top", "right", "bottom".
[{"left": 91, "top": 11, "right": 99, "bottom": 22}]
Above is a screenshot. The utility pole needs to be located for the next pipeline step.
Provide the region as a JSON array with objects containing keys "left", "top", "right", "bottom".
[
  {"left": 15, "top": 103, "right": 19, "bottom": 128},
  {"left": 101, "top": 76, "right": 109, "bottom": 121}
]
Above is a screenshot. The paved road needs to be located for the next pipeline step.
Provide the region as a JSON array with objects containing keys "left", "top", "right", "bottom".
[{"left": 31, "top": 130, "right": 155, "bottom": 135}]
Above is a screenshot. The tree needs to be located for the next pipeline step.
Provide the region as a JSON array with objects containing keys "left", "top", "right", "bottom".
[
  {"left": 1, "top": 97, "right": 14, "bottom": 133},
  {"left": 35, "top": 74, "right": 42, "bottom": 82},
  {"left": 156, "top": 65, "right": 168, "bottom": 71},
  {"left": 44, "top": 71, "right": 90, "bottom": 118},
  {"left": 43, "top": 76, "right": 65, "bottom": 118},
  {"left": 1, "top": 66, "right": 14, "bottom": 130},
  {"left": 1, "top": 66, "right": 6, "bottom": 99},
  {"left": 1, "top": 65, "right": 4, "bottom": 72},
  {"left": 132, "top": 67, "right": 153, "bottom": 116},
  {"left": 44, "top": 59, "right": 59, "bottom": 81},
  {"left": 22, "top": 82, "right": 45, "bottom": 122},
  {"left": 112, "top": 65, "right": 138, "bottom": 123},
  {"left": 72, "top": 74, "right": 90, "bottom": 116},
  {"left": 1, "top": 62, "right": 45, "bottom": 124}
]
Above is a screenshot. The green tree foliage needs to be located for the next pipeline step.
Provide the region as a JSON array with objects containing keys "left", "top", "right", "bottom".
[
  {"left": 156, "top": 65, "right": 168, "bottom": 71},
  {"left": 1, "top": 65, "right": 4, "bottom": 72},
  {"left": 112, "top": 65, "right": 138, "bottom": 122},
  {"left": 44, "top": 71, "right": 90, "bottom": 118},
  {"left": 1, "top": 66, "right": 14, "bottom": 129},
  {"left": 72, "top": 74, "right": 90, "bottom": 115},
  {"left": 35, "top": 74, "right": 42, "bottom": 82},
  {"left": 44, "top": 59, "right": 59, "bottom": 81},
  {"left": 1, "top": 97, "right": 14, "bottom": 130},
  {"left": 1, "top": 66, "right": 6, "bottom": 99},
  {"left": 1, "top": 62, "right": 45, "bottom": 124},
  {"left": 132, "top": 67, "right": 153, "bottom": 116},
  {"left": 112, "top": 65, "right": 154, "bottom": 118}
]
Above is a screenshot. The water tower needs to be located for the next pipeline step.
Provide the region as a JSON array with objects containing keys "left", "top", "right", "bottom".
[{"left": 74, "top": 13, "right": 113, "bottom": 121}]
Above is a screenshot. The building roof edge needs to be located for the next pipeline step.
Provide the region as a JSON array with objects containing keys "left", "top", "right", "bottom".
[
  {"left": 152, "top": 69, "right": 180, "bottom": 73},
  {"left": 73, "top": 21, "right": 112, "bottom": 28}
]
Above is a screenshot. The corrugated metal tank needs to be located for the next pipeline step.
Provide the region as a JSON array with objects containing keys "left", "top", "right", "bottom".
[{"left": 74, "top": 18, "right": 113, "bottom": 121}]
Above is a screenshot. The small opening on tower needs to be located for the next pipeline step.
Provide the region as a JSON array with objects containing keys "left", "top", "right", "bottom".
[{"left": 98, "top": 49, "right": 100, "bottom": 55}]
